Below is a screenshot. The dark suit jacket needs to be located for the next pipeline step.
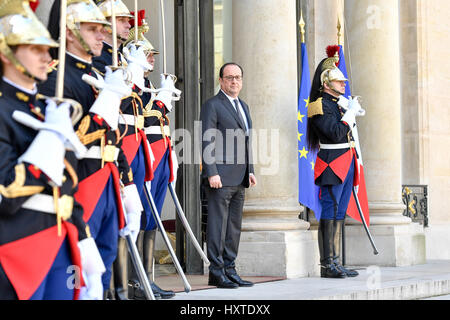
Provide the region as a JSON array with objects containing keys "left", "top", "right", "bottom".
[{"left": 200, "top": 90, "right": 254, "bottom": 187}]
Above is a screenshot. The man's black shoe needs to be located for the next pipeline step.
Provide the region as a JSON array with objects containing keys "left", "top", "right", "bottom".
[
  {"left": 208, "top": 272, "right": 238, "bottom": 289},
  {"left": 225, "top": 272, "right": 254, "bottom": 287}
]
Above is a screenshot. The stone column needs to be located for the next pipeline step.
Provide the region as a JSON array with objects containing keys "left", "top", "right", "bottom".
[
  {"left": 344, "top": 0, "right": 425, "bottom": 266},
  {"left": 231, "top": 0, "right": 318, "bottom": 278}
]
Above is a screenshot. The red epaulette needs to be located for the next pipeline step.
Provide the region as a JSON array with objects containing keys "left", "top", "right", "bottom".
[
  {"left": 93, "top": 115, "right": 104, "bottom": 126},
  {"left": 28, "top": 164, "right": 42, "bottom": 179},
  {"left": 156, "top": 101, "right": 165, "bottom": 109}
]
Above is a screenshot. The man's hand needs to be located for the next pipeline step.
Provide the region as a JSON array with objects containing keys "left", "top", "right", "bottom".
[
  {"left": 208, "top": 175, "right": 222, "bottom": 189},
  {"left": 249, "top": 174, "right": 257, "bottom": 187}
]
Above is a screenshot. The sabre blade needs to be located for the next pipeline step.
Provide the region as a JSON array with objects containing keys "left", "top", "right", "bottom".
[
  {"left": 134, "top": 0, "right": 138, "bottom": 43},
  {"left": 168, "top": 183, "right": 210, "bottom": 265},
  {"left": 55, "top": 0, "right": 67, "bottom": 99},
  {"left": 352, "top": 188, "right": 379, "bottom": 255},
  {"left": 144, "top": 184, "right": 191, "bottom": 293},
  {"left": 124, "top": 234, "right": 155, "bottom": 300},
  {"left": 159, "top": 0, "right": 166, "bottom": 73},
  {"left": 120, "top": 199, "right": 155, "bottom": 300},
  {"left": 111, "top": 0, "right": 118, "bottom": 68}
]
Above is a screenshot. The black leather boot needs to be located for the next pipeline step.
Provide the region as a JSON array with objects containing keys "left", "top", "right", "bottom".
[
  {"left": 333, "top": 220, "right": 359, "bottom": 277},
  {"left": 128, "top": 231, "right": 158, "bottom": 299},
  {"left": 128, "top": 230, "right": 175, "bottom": 299},
  {"left": 318, "top": 219, "right": 346, "bottom": 278},
  {"left": 112, "top": 237, "right": 129, "bottom": 300},
  {"left": 143, "top": 230, "right": 175, "bottom": 299}
]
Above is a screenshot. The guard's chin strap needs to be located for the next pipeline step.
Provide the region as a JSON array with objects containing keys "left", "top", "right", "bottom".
[
  {"left": 7, "top": 50, "right": 45, "bottom": 84},
  {"left": 70, "top": 28, "right": 94, "bottom": 57},
  {"left": 117, "top": 35, "right": 127, "bottom": 43}
]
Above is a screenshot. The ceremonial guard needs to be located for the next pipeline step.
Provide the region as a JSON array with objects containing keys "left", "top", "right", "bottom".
[
  {"left": 123, "top": 10, "right": 178, "bottom": 300},
  {"left": 0, "top": 0, "right": 105, "bottom": 300},
  {"left": 39, "top": 0, "right": 142, "bottom": 298},
  {"left": 307, "top": 46, "right": 362, "bottom": 278},
  {"left": 91, "top": 0, "right": 156, "bottom": 300}
]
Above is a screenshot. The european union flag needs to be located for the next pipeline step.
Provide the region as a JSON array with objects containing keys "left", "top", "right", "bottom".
[
  {"left": 338, "top": 45, "right": 352, "bottom": 99},
  {"left": 298, "top": 42, "right": 321, "bottom": 220}
]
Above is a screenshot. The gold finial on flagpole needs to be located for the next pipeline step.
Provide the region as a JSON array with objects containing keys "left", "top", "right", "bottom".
[
  {"left": 299, "top": 9, "right": 306, "bottom": 43},
  {"left": 337, "top": 15, "right": 342, "bottom": 45}
]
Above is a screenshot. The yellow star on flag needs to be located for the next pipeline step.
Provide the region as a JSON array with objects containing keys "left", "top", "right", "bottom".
[
  {"left": 298, "top": 111, "right": 305, "bottom": 123},
  {"left": 304, "top": 97, "right": 310, "bottom": 108},
  {"left": 310, "top": 161, "right": 315, "bottom": 170},
  {"left": 298, "top": 132, "right": 303, "bottom": 142},
  {"left": 299, "top": 147, "right": 309, "bottom": 159}
]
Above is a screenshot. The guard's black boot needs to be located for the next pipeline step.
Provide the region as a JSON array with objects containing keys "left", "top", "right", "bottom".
[
  {"left": 128, "top": 230, "right": 175, "bottom": 299},
  {"left": 333, "top": 220, "right": 359, "bottom": 277},
  {"left": 128, "top": 231, "right": 159, "bottom": 299},
  {"left": 143, "top": 230, "right": 175, "bottom": 299},
  {"left": 112, "top": 237, "right": 129, "bottom": 300},
  {"left": 318, "top": 219, "right": 346, "bottom": 278}
]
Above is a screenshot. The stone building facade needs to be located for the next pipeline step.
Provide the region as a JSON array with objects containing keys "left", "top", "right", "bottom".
[{"left": 35, "top": 0, "right": 450, "bottom": 277}]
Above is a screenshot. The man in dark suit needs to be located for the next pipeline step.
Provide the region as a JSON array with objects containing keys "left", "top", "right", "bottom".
[{"left": 200, "top": 63, "right": 257, "bottom": 289}]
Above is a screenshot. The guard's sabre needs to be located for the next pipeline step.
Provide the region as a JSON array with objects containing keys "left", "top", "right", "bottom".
[
  {"left": 352, "top": 188, "right": 379, "bottom": 255},
  {"left": 134, "top": 0, "right": 138, "bottom": 43},
  {"left": 124, "top": 234, "right": 156, "bottom": 300},
  {"left": 168, "top": 183, "right": 210, "bottom": 265},
  {"left": 120, "top": 204, "right": 156, "bottom": 300},
  {"left": 55, "top": 0, "right": 67, "bottom": 100},
  {"left": 111, "top": 0, "right": 118, "bottom": 68},
  {"left": 110, "top": 0, "right": 155, "bottom": 300},
  {"left": 54, "top": 0, "right": 83, "bottom": 125},
  {"left": 143, "top": 184, "right": 191, "bottom": 293},
  {"left": 159, "top": 0, "right": 166, "bottom": 73}
]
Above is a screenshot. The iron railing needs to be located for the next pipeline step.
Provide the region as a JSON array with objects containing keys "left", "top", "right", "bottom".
[{"left": 402, "top": 184, "right": 428, "bottom": 227}]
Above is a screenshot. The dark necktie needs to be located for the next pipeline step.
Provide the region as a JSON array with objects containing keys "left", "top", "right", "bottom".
[{"left": 233, "top": 99, "right": 247, "bottom": 131}]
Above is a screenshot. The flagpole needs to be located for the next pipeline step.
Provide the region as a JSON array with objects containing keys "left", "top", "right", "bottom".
[
  {"left": 337, "top": 16, "right": 342, "bottom": 46},
  {"left": 336, "top": 8, "right": 378, "bottom": 257},
  {"left": 299, "top": 10, "right": 305, "bottom": 44},
  {"left": 134, "top": 0, "right": 138, "bottom": 43}
]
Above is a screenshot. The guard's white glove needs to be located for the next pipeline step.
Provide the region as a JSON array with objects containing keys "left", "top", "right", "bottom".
[
  {"left": 87, "top": 67, "right": 132, "bottom": 130},
  {"left": 338, "top": 96, "right": 365, "bottom": 116},
  {"left": 77, "top": 237, "right": 106, "bottom": 300},
  {"left": 154, "top": 74, "right": 182, "bottom": 112},
  {"left": 341, "top": 96, "right": 362, "bottom": 129},
  {"left": 13, "top": 100, "right": 87, "bottom": 160},
  {"left": 119, "top": 184, "right": 143, "bottom": 243},
  {"left": 16, "top": 100, "right": 84, "bottom": 186},
  {"left": 18, "top": 130, "right": 65, "bottom": 186},
  {"left": 123, "top": 44, "right": 153, "bottom": 91}
]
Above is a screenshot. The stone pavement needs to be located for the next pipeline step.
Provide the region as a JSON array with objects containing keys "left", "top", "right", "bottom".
[{"left": 158, "top": 260, "right": 450, "bottom": 300}]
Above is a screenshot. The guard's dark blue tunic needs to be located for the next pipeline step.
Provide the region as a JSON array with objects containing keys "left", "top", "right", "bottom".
[
  {"left": 308, "top": 93, "right": 358, "bottom": 220},
  {"left": 0, "top": 79, "right": 87, "bottom": 300}
]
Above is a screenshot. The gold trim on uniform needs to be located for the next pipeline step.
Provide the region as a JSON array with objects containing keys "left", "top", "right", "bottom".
[
  {"left": 128, "top": 169, "right": 133, "bottom": 182},
  {"left": 63, "top": 158, "right": 78, "bottom": 189},
  {"left": 102, "top": 145, "right": 117, "bottom": 163},
  {"left": 76, "top": 62, "right": 86, "bottom": 69},
  {"left": 80, "top": 129, "right": 107, "bottom": 146},
  {"left": 85, "top": 225, "right": 92, "bottom": 238},
  {"left": 16, "top": 92, "right": 29, "bottom": 102},
  {"left": 76, "top": 116, "right": 107, "bottom": 145},
  {"left": 143, "top": 109, "right": 162, "bottom": 119},
  {"left": 0, "top": 164, "right": 45, "bottom": 198},
  {"left": 307, "top": 98, "right": 324, "bottom": 118},
  {"left": 58, "top": 195, "right": 74, "bottom": 221}
]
